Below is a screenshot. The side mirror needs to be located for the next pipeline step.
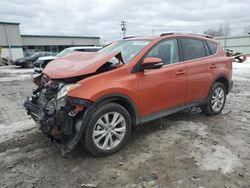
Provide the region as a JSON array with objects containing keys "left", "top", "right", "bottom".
[{"left": 141, "top": 57, "right": 163, "bottom": 70}]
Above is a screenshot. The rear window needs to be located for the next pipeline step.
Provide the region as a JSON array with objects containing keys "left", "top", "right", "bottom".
[
  {"left": 180, "top": 38, "right": 206, "bottom": 61},
  {"left": 207, "top": 41, "right": 217, "bottom": 55}
]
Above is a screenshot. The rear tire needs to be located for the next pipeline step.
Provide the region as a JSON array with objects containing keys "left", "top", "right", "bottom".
[
  {"left": 83, "top": 103, "right": 131, "bottom": 157},
  {"left": 201, "top": 82, "right": 226, "bottom": 115}
]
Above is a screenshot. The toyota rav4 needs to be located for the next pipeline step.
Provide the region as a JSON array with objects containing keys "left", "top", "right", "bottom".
[{"left": 24, "top": 33, "right": 233, "bottom": 156}]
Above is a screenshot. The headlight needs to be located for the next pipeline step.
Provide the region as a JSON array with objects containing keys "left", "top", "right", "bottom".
[{"left": 57, "top": 84, "right": 81, "bottom": 100}]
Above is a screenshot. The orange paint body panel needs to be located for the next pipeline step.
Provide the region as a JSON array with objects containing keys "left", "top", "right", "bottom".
[{"left": 44, "top": 34, "right": 232, "bottom": 120}]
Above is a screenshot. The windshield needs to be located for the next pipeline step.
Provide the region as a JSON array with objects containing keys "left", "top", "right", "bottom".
[
  {"left": 56, "top": 48, "right": 74, "bottom": 57},
  {"left": 99, "top": 40, "right": 151, "bottom": 64}
]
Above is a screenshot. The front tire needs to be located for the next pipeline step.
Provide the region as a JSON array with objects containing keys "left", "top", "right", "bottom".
[
  {"left": 202, "top": 82, "right": 226, "bottom": 115},
  {"left": 84, "top": 103, "right": 131, "bottom": 157}
]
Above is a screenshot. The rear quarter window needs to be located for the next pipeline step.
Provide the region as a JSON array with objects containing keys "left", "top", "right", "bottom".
[
  {"left": 207, "top": 41, "right": 217, "bottom": 55},
  {"left": 180, "top": 38, "right": 206, "bottom": 61}
]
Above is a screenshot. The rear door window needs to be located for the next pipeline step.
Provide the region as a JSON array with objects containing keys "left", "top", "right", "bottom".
[{"left": 180, "top": 38, "right": 206, "bottom": 61}]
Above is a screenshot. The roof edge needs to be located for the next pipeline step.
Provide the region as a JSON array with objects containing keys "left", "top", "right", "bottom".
[{"left": 0, "top": 21, "right": 20, "bottom": 25}]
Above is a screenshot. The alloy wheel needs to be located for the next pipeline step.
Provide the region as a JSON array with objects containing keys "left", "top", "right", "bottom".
[
  {"left": 211, "top": 87, "right": 225, "bottom": 112},
  {"left": 92, "top": 112, "right": 126, "bottom": 150}
]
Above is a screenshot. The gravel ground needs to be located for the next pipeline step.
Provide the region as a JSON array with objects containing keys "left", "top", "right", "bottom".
[{"left": 0, "top": 63, "right": 250, "bottom": 188}]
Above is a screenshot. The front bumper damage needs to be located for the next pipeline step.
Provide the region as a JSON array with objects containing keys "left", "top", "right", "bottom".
[{"left": 24, "top": 78, "right": 93, "bottom": 156}]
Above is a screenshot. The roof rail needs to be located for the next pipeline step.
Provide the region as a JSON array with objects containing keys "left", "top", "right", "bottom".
[{"left": 160, "top": 31, "right": 213, "bottom": 38}]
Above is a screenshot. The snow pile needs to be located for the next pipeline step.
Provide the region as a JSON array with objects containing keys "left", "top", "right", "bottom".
[{"left": 194, "top": 144, "right": 242, "bottom": 174}]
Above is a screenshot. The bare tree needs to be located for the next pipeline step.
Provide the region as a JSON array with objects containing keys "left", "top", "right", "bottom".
[
  {"left": 223, "top": 23, "right": 231, "bottom": 36},
  {"left": 204, "top": 29, "right": 220, "bottom": 37},
  {"left": 204, "top": 23, "right": 231, "bottom": 37}
]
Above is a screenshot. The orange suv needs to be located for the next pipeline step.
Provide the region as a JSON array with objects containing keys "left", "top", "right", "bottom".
[{"left": 24, "top": 33, "right": 233, "bottom": 156}]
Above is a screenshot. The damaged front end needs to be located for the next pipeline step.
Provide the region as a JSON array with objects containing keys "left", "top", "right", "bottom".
[
  {"left": 24, "top": 74, "right": 92, "bottom": 155},
  {"left": 24, "top": 51, "right": 125, "bottom": 155}
]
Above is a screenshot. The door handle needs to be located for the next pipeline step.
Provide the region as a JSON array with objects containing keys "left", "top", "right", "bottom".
[
  {"left": 175, "top": 70, "right": 186, "bottom": 75},
  {"left": 210, "top": 64, "right": 217, "bottom": 68}
]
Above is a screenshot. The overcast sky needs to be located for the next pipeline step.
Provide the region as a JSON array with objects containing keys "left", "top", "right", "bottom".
[{"left": 1, "top": 0, "right": 250, "bottom": 42}]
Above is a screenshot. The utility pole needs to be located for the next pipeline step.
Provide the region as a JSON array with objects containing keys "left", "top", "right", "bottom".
[{"left": 121, "top": 21, "right": 126, "bottom": 38}]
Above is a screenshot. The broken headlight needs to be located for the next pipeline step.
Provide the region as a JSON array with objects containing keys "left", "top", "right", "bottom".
[{"left": 56, "top": 84, "right": 81, "bottom": 100}]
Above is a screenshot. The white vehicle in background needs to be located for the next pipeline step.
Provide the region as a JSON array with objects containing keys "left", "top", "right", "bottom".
[{"left": 34, "top": 46, "right": 102, "bottom": 73}]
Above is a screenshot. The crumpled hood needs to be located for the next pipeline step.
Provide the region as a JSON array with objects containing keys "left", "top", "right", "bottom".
[{"left": 43, "top": 51, "right": 121, "bottom": 79}]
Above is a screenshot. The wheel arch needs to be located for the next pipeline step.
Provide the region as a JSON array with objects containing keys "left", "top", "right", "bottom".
[
  {"left": 214, "top": 75, "right": 230, "bottom": 94},
  {"left": 93, "top": 94, "right": 140, "bottom": 127},
  {"left": 206, "top": 74, "right": 230, "bottom": 102}
]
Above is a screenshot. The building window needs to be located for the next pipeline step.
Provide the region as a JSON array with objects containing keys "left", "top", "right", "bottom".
[
  {"left": 51, "top": 46, "right": 59, "bottom": 53},
  {"left": 58, "top": 46, "right": 64, "bottom": 52},
  {"left": 35, "top": 46, "right": 44, "bottom": 52},
  {"left": 44, "top": 46, "right": 50, "bottom": 51}
]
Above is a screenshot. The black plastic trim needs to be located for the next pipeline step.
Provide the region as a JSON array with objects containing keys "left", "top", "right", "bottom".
[
  {"left": 141, "top": 99, "right": 206, "bottom": 124},
  {"left": 211, "top": 74, "right": 231, "bottom": 94},
  {"left": 60, "top": 103, "right": 96, "bottom": 155},
  {"left": 24, "top": 100, "right": 40, "bottom": 115}
]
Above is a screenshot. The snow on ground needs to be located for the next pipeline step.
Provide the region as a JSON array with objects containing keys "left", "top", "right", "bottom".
[
  {"left": 0, "top": 65, "right": 33, "bottom": 82},
  {"left": 0, "top": 120, "right": 36, "bottom": 143},
  {"left": 192, "top": 143, "right": 242, "bottom": 174},
  {"left": 0, "top": 65, "right": 34, "bottom": 74},
  {"left": 232, "top": 58, "right": 250, "bottom": 81},
  {"left": 175, "top": 121, "right": 243, "bottom": 174}
]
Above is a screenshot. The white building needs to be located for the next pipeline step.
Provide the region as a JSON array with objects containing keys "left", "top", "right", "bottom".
[{"left": 0, "top": 21, "right": 101, "bottom": 60}]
